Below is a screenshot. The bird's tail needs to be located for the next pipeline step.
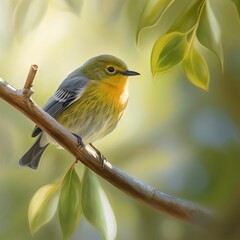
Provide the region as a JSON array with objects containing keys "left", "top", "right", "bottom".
[{"left": 19, "top": 136, "right": 49, "bottom": 170}]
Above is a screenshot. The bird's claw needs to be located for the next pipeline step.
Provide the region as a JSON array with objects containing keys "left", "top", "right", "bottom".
[
  {"left": 72, "top": 133, "right": 85, "bottom": 148},
  {"left": 90, "top": 143, "right": 106, "bottom": 168}
]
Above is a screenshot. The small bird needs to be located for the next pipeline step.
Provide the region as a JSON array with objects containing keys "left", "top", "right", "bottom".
[{"left": 19, "top": 54, "right": 140, "bottom": 169}]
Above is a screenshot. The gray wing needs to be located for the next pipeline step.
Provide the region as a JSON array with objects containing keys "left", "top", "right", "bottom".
[{"left": 32, "top": 75, "right": 89, "bottom": 137}]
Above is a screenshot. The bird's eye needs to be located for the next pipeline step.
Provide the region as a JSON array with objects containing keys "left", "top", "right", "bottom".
[{"left": 106, "top": 66, "right": 115, "bottom": 74}]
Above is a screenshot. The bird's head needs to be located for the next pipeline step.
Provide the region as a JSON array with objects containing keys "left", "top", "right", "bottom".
[{"left": 80, "top": 55, "right": 140, "bottom": 87}]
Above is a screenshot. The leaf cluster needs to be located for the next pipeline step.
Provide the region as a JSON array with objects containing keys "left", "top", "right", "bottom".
[
  {"left": 28, "top": 165, "right": 116, "bottom": 240},
  {"left": 137, "top": 0, "right": 225, "bottom": 90}
]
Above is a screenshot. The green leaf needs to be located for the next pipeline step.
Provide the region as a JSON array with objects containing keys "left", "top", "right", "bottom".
[
  {"left": 136, "top": 0, "right": 175, "bottom": 43},
  {"left": 13, "top": 0, "right": 48, "bottom": 39},
  {"left": 81, "top": 168, "right": 117, "bottom": 240},
  {"left": 53, "top": 0, "right": 83, "bottom": 15},
  {"left": 151, "top": 32, "right": 188, "bottom": 75},
  {"left": 59, "top": 167, "right": 82, "bottom": 240},
  {"left": 232, "top": 0, "right": 240, "bottom": 18},
  {"left": 197, "top": 0, "right": 224, "bottom": 70},
  {"left": 169, "top": 0, "right": 204, "bottom": 33},
  {"left": 28, "top": 183, "right": 60, "bottom": 235},
  {"left": 183, "top": 46, "right": 209, "bottom": 90}
]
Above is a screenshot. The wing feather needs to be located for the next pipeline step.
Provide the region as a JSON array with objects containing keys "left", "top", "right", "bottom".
[{"left": 32, "top": 75, "right": 89, "bottom": 137}]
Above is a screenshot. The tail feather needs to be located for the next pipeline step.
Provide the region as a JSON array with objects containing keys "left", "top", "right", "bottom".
[{"left": 19, "top": 137, "right": 48, "bottom": 170}]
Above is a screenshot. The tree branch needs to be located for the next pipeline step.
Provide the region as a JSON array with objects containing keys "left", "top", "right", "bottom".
[{"left": 0, "top": 66, "right": 214, "bottom": 227}]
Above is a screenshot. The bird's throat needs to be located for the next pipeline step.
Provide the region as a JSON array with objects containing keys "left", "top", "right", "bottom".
[{"left": 100, "top": 77, "right": 128, "bottom": 105}]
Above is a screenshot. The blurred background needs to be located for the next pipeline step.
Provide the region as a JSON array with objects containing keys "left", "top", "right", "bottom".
[{"left": 0, "top": 0, "right": 240, "bottom": 239}]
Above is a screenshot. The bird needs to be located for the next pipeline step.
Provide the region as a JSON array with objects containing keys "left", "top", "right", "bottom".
[{"left": 19, "top": 54, "right": 140, "bottom": 169}]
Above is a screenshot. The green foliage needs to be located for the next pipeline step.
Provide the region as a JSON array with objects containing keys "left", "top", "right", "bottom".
[
  {"left": 151, "top": 32, "right": 188, "bottom": 75},
  {"left": 183, "top": 46, "right": 209, "bottom": 90},
  {"left": 232, "top": 0, "right": 240, "bottom": 18},
  {"left": 136, "top": 0, "right": 175, "bottom": 43},
  {"left": 147, "top": 0, "right": 223, "bottom": 90},
  {"left": 27, "top": 165, "right": 116, "bottom": 239},
  {"left": 28, "top": 183, "right": 60, "bottom": 235},
  {"left": 197, "top": 0, "right": 223, "bottom": 70},
  {"left": 59, "top": 166, "right": 82, "bottom": 240},
  {"left": 81, "top": 168, "right": 117, "bottom": 240},
  {"left": 169, "top": 0, "right": 204, "bottom": 33},
  {"left": 10, "top": 0, "right": 240, "bottom": 90}
]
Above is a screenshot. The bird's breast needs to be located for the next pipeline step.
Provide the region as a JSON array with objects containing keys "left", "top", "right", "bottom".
[{"left": 56, "top": 79, "right": 129, "bottom": 144}]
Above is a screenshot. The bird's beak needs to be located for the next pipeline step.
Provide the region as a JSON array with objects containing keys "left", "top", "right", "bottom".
[{"left": 121, "top": 70, "right": 140, "bottom": 76}]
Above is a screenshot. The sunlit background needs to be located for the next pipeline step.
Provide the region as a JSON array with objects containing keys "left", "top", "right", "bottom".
[{"left": 0, "top": 0, "right": 240, "bottom": 239}]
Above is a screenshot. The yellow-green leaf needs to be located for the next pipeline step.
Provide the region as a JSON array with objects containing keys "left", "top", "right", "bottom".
[
  {"left": 151, "top": 32, "right": 188, "bottom": 75},
  {"left": 28, "top": 183, "right": 60, "bottom": 235},
  {"left": 169, "top": 0, "right": 204, "bottom": 33},
  {"left": 136, "top": 0, "right": 175, "bottom": 43},
  {"left": 59, "top": 166, "right": 82, "bottom": 240},
  {"left": 81, "top": 168, "right": 117, "bottom": 240},
  {"left": 183, "top": 47, "right": 209, "bottom": 90},
  {"left": 231, "top": 0, "right": 240, "bottom": 18},
  {"left": 13, "top": 0, "right": 48, "bottom": 39},
  {"left": 197, "top": 0, "right": 224, "bottom": 70}
]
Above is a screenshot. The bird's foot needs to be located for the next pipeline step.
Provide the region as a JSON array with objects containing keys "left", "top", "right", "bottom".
[
  {"left": 72, "top": 133, "right": 85, "bottom": 148},
  {"left": 89, "top": 143, "right": 106, "bottom": 168}
]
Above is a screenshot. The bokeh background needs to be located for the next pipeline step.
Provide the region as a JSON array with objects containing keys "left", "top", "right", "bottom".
[{"left": 0, "top": 0, "right": 240, "bottom": 239}]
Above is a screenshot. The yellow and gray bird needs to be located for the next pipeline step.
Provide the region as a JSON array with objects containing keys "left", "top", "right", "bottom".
[{"left": 19, "top": 54, "right": 140, "bottom": 169}]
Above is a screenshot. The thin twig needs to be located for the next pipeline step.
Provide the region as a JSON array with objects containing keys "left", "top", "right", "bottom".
[
  {"left": 0, "top": 69, "right": 214, "bottom": 227},
  {"left": 23, "top": 64, "right": 38, "bottom": 97}
]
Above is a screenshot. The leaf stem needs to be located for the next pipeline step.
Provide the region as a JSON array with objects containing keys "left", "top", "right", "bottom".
[{"left": 185, "top": 0, "right": 207, "bottom": 54}]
